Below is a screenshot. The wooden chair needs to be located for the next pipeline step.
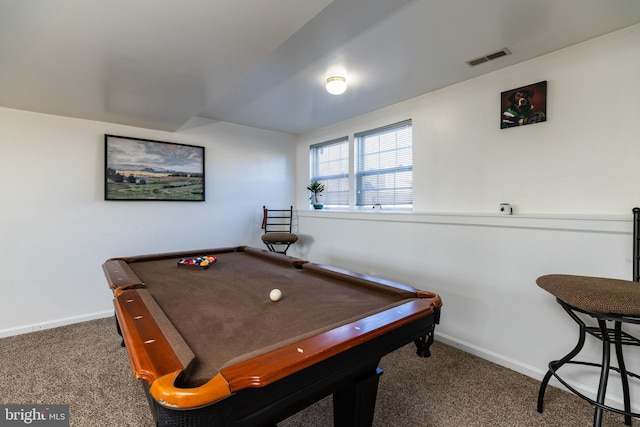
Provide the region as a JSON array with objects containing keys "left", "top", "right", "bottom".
[
  {"left": 536, "top": 208, "right": 640, "bottom": 427},
  {"left": 261, "top": 206, "right": 298, "bottom": 255}
]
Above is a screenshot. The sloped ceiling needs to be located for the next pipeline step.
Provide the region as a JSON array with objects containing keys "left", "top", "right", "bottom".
[{"left": 2, "top": 0, "right": 640, "bottom": 134}]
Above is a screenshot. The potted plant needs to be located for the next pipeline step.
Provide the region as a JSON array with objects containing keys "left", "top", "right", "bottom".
[{"left": 306, "top": 180, "right": 325, "bottom": 210}]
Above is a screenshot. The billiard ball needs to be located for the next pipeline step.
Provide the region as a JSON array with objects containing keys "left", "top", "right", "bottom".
[{"left": 269, "top": 289, "right": 282, "bottom": 302}]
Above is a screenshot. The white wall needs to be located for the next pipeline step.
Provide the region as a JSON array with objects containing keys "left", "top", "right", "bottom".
[
  {"left": 0, "top": 108, "right": 296, "bottom": 336},
  {"left": 294, "top": 24, "right": 640, "bottom": 408}
]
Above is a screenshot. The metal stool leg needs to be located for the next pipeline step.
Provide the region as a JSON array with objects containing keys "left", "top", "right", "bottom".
[
  {"left": 593, "top": 319, "right": 611, "bottom": 427},
  {"left": 614, "top": 322, "right": 633, "bottom": 426},
  {"left": 538, "top": 321, "right": 587, "bottom": 413}
]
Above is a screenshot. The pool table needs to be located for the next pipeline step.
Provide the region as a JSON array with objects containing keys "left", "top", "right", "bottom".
[{"left": 103, "top": 246, "right": 442, "bottom": 427}]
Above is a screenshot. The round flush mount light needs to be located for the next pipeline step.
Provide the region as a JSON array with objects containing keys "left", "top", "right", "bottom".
[{"left": 326, "top": 75, "right": 347, "bottom": 95}]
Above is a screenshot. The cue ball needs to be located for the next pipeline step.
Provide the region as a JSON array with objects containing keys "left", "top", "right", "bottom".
[{"left": 270, "top": 289, "right": 282, "bottom": 302}]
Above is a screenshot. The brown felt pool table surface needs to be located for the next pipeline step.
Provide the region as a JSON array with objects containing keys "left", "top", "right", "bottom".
[{"left": 103, "top": 246, "right": 441, "bottom": 426}]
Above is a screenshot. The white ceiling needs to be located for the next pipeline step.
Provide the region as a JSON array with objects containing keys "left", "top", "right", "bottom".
[{"left": 2, "top": 0, "right": 640, "bottom": 135}]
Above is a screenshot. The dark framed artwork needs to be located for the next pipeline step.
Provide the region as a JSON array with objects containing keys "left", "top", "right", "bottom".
[
  {"left": 500, "top": 81, "right": 547, "bottom": 129},
  {"left": 104, "top": 135, "right": 205, "bottom": 201}
]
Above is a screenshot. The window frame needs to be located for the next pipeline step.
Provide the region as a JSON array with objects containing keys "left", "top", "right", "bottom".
[
  {"left": 307, "top": 119, "right": 413, "bottom": 212},
  {"left": 309, "top": 136, "right": 350, "bottom": 208},
  {"left": 354, "top": 119, "right": 413, "bottom": 210}
]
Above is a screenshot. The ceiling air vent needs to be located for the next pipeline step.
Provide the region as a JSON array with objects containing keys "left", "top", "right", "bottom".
[{"left": 466, "top": 48, "right": 511, "bottom": 67}]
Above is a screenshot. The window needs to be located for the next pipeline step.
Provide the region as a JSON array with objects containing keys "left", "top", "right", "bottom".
[
  {"left": 355, "top": 120, "right": 412, "bottom": 208},
  {"left": 310, "top": 137, "right": 349, "bottom": 207}
]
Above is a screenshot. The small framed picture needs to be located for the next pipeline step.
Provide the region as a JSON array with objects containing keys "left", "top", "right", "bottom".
[
  {"left": 500, "top": 81, "right": 547, "bottom": 129},
  {"left": 104, "top": 135, "right": 205, "bottom": 201}
]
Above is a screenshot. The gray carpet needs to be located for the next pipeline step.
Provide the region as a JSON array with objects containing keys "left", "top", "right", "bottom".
[{"left": 0, "top": 317, "right": 637, "bottom": 426}]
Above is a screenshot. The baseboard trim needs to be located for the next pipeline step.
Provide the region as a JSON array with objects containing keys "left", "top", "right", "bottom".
[
  {"left": 436, "top": 333, "right": 544, "bottom": 379},
  {"left": 0, "top": 310, "right": 114, "bottom": 338}
]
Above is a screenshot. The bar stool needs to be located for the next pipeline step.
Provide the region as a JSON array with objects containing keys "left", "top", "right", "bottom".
[
  {"left": 261, "top": 206, "right": 298, "bottom": 255},
  {"left": 536, "top": 274, "right": 640, "bottom": 426}
]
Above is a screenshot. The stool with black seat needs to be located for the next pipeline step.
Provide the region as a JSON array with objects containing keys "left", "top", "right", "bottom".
[
  {"left": 536, "top": 208, "right": 640, "bottom": 427},
  {"left": 261, "top": 206, "right": 298, "bottom": 255}
]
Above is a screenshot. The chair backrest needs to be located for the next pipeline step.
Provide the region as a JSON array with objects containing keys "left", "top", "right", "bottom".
[
  {"left": 262, "top": 206, "right": 294, "bottom": 234},
  {"left": 634, "top": 207, "right": 640, "bottom": 282}
]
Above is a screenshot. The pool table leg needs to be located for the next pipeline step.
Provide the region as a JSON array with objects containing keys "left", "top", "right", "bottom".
[
  {"left": 414, "top": 325, "right": 436, "bottom": 358},
  {"left": 333, "top": 367, "right": 383, "bottom": 427},
  {"left": 113, "top": 314, "right": 125, "bottom": 347}
]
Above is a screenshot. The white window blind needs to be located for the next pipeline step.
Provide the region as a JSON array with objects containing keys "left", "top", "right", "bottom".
[
  {"left": 355, "top": 120, "right": 412, "bottom": 208},
  {"left": 310, "top": 137, "right": 349, "bottom": 207}
]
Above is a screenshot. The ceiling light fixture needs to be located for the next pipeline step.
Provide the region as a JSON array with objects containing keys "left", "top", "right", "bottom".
[{"left": 326, "top": 75, "right": 347, "bottom": 95}]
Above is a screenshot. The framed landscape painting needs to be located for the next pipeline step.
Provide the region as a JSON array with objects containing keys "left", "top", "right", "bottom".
[{"left": 104, "top": 135, "right": 205, "bottom": 201}]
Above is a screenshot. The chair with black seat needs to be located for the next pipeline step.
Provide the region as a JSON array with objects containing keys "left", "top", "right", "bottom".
[
  {"left": 261, "top": 206, "right": 298, "bottom": 255},
  {"left": 536, "top": 207, "right": 640, "bottom": 427}
]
